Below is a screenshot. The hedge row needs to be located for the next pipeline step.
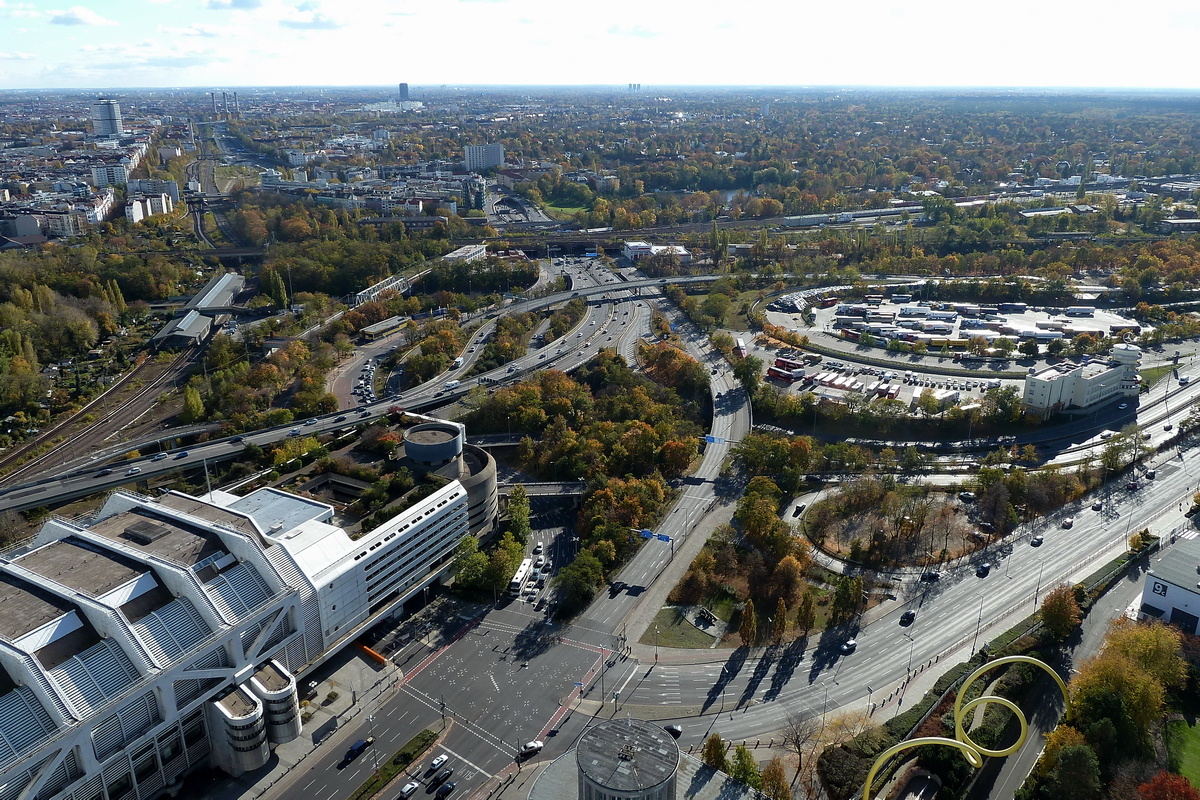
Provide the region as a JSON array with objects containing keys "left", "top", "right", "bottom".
[{"left": 348, "top": 728, "right": 438, "bottom": 800}]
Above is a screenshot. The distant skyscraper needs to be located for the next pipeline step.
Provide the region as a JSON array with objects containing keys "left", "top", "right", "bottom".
[
  {"left": 90, "top": 98, "right": 122, "bottom": 138},
  {"left": 464, "top": 143, "right": 504, "bottom": 172},
  {"left": 398, "top": 83, "right": 409, "bottom": 102}
]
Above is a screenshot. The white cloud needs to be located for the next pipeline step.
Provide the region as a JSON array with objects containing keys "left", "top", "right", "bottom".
[
  {"left": 0, "top": 51, "right": 35, "bottom": 60},
  {"left": 205, "top": 0, "right": 262, "bottom": 8},
  {"left": 46, "top": 6, "right": 118, "bottom": 25},
  {"left": 0, "top": 1, "right": 42, "bottom": 19},
  {"left": 279, "top": 3, "right": 344, "bottom": 29},
  {"left": 158, "top": 23, "right": 226, "bottom": 37}
]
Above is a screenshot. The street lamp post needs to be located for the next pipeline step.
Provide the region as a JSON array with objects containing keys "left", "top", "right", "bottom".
[
  {"left": 971, "top": 595, "right": 986, "bottom": 653},
  {"left": 654, "top": 626, "right": 660, "bottom": 663},
  {"left": 1034, "top": 560, "right": 1047, "bottom": 605}
]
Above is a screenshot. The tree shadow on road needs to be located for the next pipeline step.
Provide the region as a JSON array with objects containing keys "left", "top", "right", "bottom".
[
  {"left": 700, "top": 647, "right": 749, "bottom": 714},
  {"left": 763, "top": 635, "right": 808, "bottom": 701},
  {"left": 508, "top": 619, "right": 559, "bottom": 662}
]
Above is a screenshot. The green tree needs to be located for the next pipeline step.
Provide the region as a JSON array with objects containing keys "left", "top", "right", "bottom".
[
  {"left": 730, "top": 745, "right": 762, "bottom": 789},
  {"left": 702, "top": 733, "right": 728, "bottom": 771},
  {"left": 733, "top": 355, "right": 763, "bottom": 394},
  {"left": 1040, "top": 584, "right": 1082, "bottom": 640},
  {"left": 1019, "top": 339, "right": 1040, "bottom": 357},
  {"left": 180, "top": 385, "right": 205, "bottom": 423},
  {"left": 1047, "top": 743, "right": 1101, "bottom": 800},
  {"left": 553, "top": 550, "right": 604, "bottom": 615},
  {"left": 739, "top": 597, "right": 757, "bottom": 646},
  {"left": 451, "top": 535, "right": 488, "bottom": 592},
  {"left": 507, "top": 484, "right": 531, "bottom": 545}
]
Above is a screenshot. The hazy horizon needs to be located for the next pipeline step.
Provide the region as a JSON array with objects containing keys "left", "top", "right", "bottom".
[{"left": 3, "top": 0, "right": 1200, "bottom": 92}]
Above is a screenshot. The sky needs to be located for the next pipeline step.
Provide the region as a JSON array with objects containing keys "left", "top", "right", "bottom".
[{"left": 2, "top": 0, "right": 1200, "bottom": 91}]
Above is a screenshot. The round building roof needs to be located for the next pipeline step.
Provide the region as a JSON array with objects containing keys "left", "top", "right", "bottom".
[
  {"left": 576, "top": 718, "right": 679, "bottom": 794},
  {"left": 403, "top": 423, "right": 459, "bottom": 446}
]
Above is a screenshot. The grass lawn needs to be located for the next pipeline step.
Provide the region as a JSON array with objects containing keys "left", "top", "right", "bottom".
[
  {"left": 640, "top": 606, "right": 719, "bottom": 649},
  {"left": 1166, "top": 718, "right": 1200, "bottom": 787},
  {"left": 1141, "top": 364, "right": 1174, "bottom": 387},
  {"left": 544, "top": 199, "right": 588, "bottom": 219}
]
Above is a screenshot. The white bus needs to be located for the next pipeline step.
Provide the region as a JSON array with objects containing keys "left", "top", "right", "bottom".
[{"left": 508, "top": 558, "right": 533, "bottom": 597}]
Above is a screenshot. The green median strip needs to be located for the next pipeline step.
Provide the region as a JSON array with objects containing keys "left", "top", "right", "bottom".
[{"left": 347, "top": 729, "right": 438, "bottom": 800}]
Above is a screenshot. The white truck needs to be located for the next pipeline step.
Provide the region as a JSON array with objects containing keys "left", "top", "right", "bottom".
[
  {"left": 452, "top": 356, "right": 464, "bottom": 368},
  {"left": 444, "top": 379, "right": 461, "bottom": 390}
]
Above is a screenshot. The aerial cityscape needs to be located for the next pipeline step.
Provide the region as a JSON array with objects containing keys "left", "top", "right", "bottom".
[{"left": 2, "top": 9, "right": 1200, "bottom": 800}]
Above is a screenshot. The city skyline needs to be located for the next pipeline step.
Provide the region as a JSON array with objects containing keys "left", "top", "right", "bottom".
[{"left": 0, "top": 0, "right": 1199, "bottom": 91}]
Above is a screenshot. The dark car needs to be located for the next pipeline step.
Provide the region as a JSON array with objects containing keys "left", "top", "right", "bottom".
[
  {"left": 1031, "top": 535, "right": 1044, "bottom": 547},
  {"left": 231, "top": 436, "right": 244, "bottom": 443},
  {"left": 335, "top": 415, "right": 347, "bottom": 422},
  {"left": 97, "top": 468, "right": 113, "bottom": 476},
  {"left": 899, "top": 610, "right": 916, "bottom": 626},
  {"left": 664, "top": 725, "right": 683, "bottom": 739},
  {"left": 976, "top": 562, "right": 992, "bottom": 577},
  {"left": 343, "top": 737, "right": 374, "bottom": 763},
  {"left": 609, "top": 581, "right": 627, "bottom": 596},
  {"left": 435, "top": 783, "right": 456, "bottom": 799},
  {"left": 920, "top": 571, "right": 941, "bottom": 582},
  {"left": 433, "top": 767, "right": 454, "bottom": 784}
]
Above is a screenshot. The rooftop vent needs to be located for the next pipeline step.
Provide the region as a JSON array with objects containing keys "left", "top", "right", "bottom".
[{"left": 124, "top": 519, "right": 171, "bottom": 545}]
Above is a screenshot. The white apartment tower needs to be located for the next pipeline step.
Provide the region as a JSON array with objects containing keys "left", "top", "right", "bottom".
[
  {"left": 464, "top": 144, "right": 504, "bottom": 172},
  {"left": 90, "top": 99, "right": 123, "bottom": 139}
]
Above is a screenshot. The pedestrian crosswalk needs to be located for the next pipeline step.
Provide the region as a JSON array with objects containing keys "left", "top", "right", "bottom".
[{"left": 1179, "top": 530, "right": 1199, "bottom": 540}]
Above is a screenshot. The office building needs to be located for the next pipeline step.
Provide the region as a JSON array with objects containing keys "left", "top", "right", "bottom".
[
  {"left": 0, "top": 479, "right": 469, "bottom": 798},
  {"left": 1021, "top": 344, "right": 1141, "bottom": 419},
  {"left": 464, "top": 144, "right": 504, "bottom": 173},
  {"left": 91, "top": 164, "right": 129, "bottom": 187},
  {"left": 398, "top": 83, "right": 409, "bottom": 102},
  {"left": 90, "top": 99, "right": 123, "bottom": 138},
  {"left": 1140, "top": 536, "right": 1200, "bottom": 634}
]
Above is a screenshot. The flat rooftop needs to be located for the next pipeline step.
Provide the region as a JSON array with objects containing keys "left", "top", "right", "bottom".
[
  {"left": 15, "top": 538, "right": 143, "bottom": 597},
  {"left": 576, "top": 718, "right": 679, "bottom": 793},
  {"left": 1147, "top": 536, "right": 1200, "bottom": 595},
  {"left": 531, "top": 749, "right": 750, "bottom": 800},
  {"left": 217, "top": 686, "right": 257, "bottom": 718},
  {"left": 160, "top": 491, "right": 262, "bottom": 537},
  {"left": 0, "top": 574, "right": 75, "bottom": 642},
  {"left": 226, "top": 488, "right": 332, "bottom": 537},
  {"left": 405, "top": 426, "right": 458, "bottom": 446},
  {"left": 253, "top": 661, "right": 290, "bottom": 692},
  {"left": 89, "top": 510, "right": 223, "bottom": 567}
]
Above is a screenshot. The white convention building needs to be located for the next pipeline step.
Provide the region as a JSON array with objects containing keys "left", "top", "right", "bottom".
[{"left": 0, "top": 479, "right": 469, "bottom": 800}]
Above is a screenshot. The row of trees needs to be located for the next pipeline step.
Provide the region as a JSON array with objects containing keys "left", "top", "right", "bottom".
[
  {"left": 701, "top": 734, "right": 791, "bottom": 800},
  {"left": 1018, "top": 620, "right": 1189, "bottom": 800}
]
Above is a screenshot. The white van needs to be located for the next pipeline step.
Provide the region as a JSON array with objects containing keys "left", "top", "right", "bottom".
[{"left": 444, "top": 379, "right": 461, "bottom": 390}]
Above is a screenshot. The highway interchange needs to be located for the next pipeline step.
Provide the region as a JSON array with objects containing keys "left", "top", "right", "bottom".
[{"left": 7, "top": 253, "right": 1200, "bottom": 800}]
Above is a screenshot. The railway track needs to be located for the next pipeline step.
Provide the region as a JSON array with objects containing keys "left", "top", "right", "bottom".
[{"left": 0, "top": 349, "right": 197, "bottom": 487}]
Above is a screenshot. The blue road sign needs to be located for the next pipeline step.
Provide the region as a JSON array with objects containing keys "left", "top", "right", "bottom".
[
  {"left": 705, "top": 435, "right": 725, "bottom": 444},
  {"left": 656, "top": 533, "right": 671, "bottom": 542},
  {"left": 640, "top": 529, "right": 654, "bottom": 539}
]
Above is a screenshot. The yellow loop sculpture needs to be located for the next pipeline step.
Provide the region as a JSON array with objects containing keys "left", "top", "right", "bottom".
[{"left": 861, "top": 655, "right": 1071, "bottom": 800}]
